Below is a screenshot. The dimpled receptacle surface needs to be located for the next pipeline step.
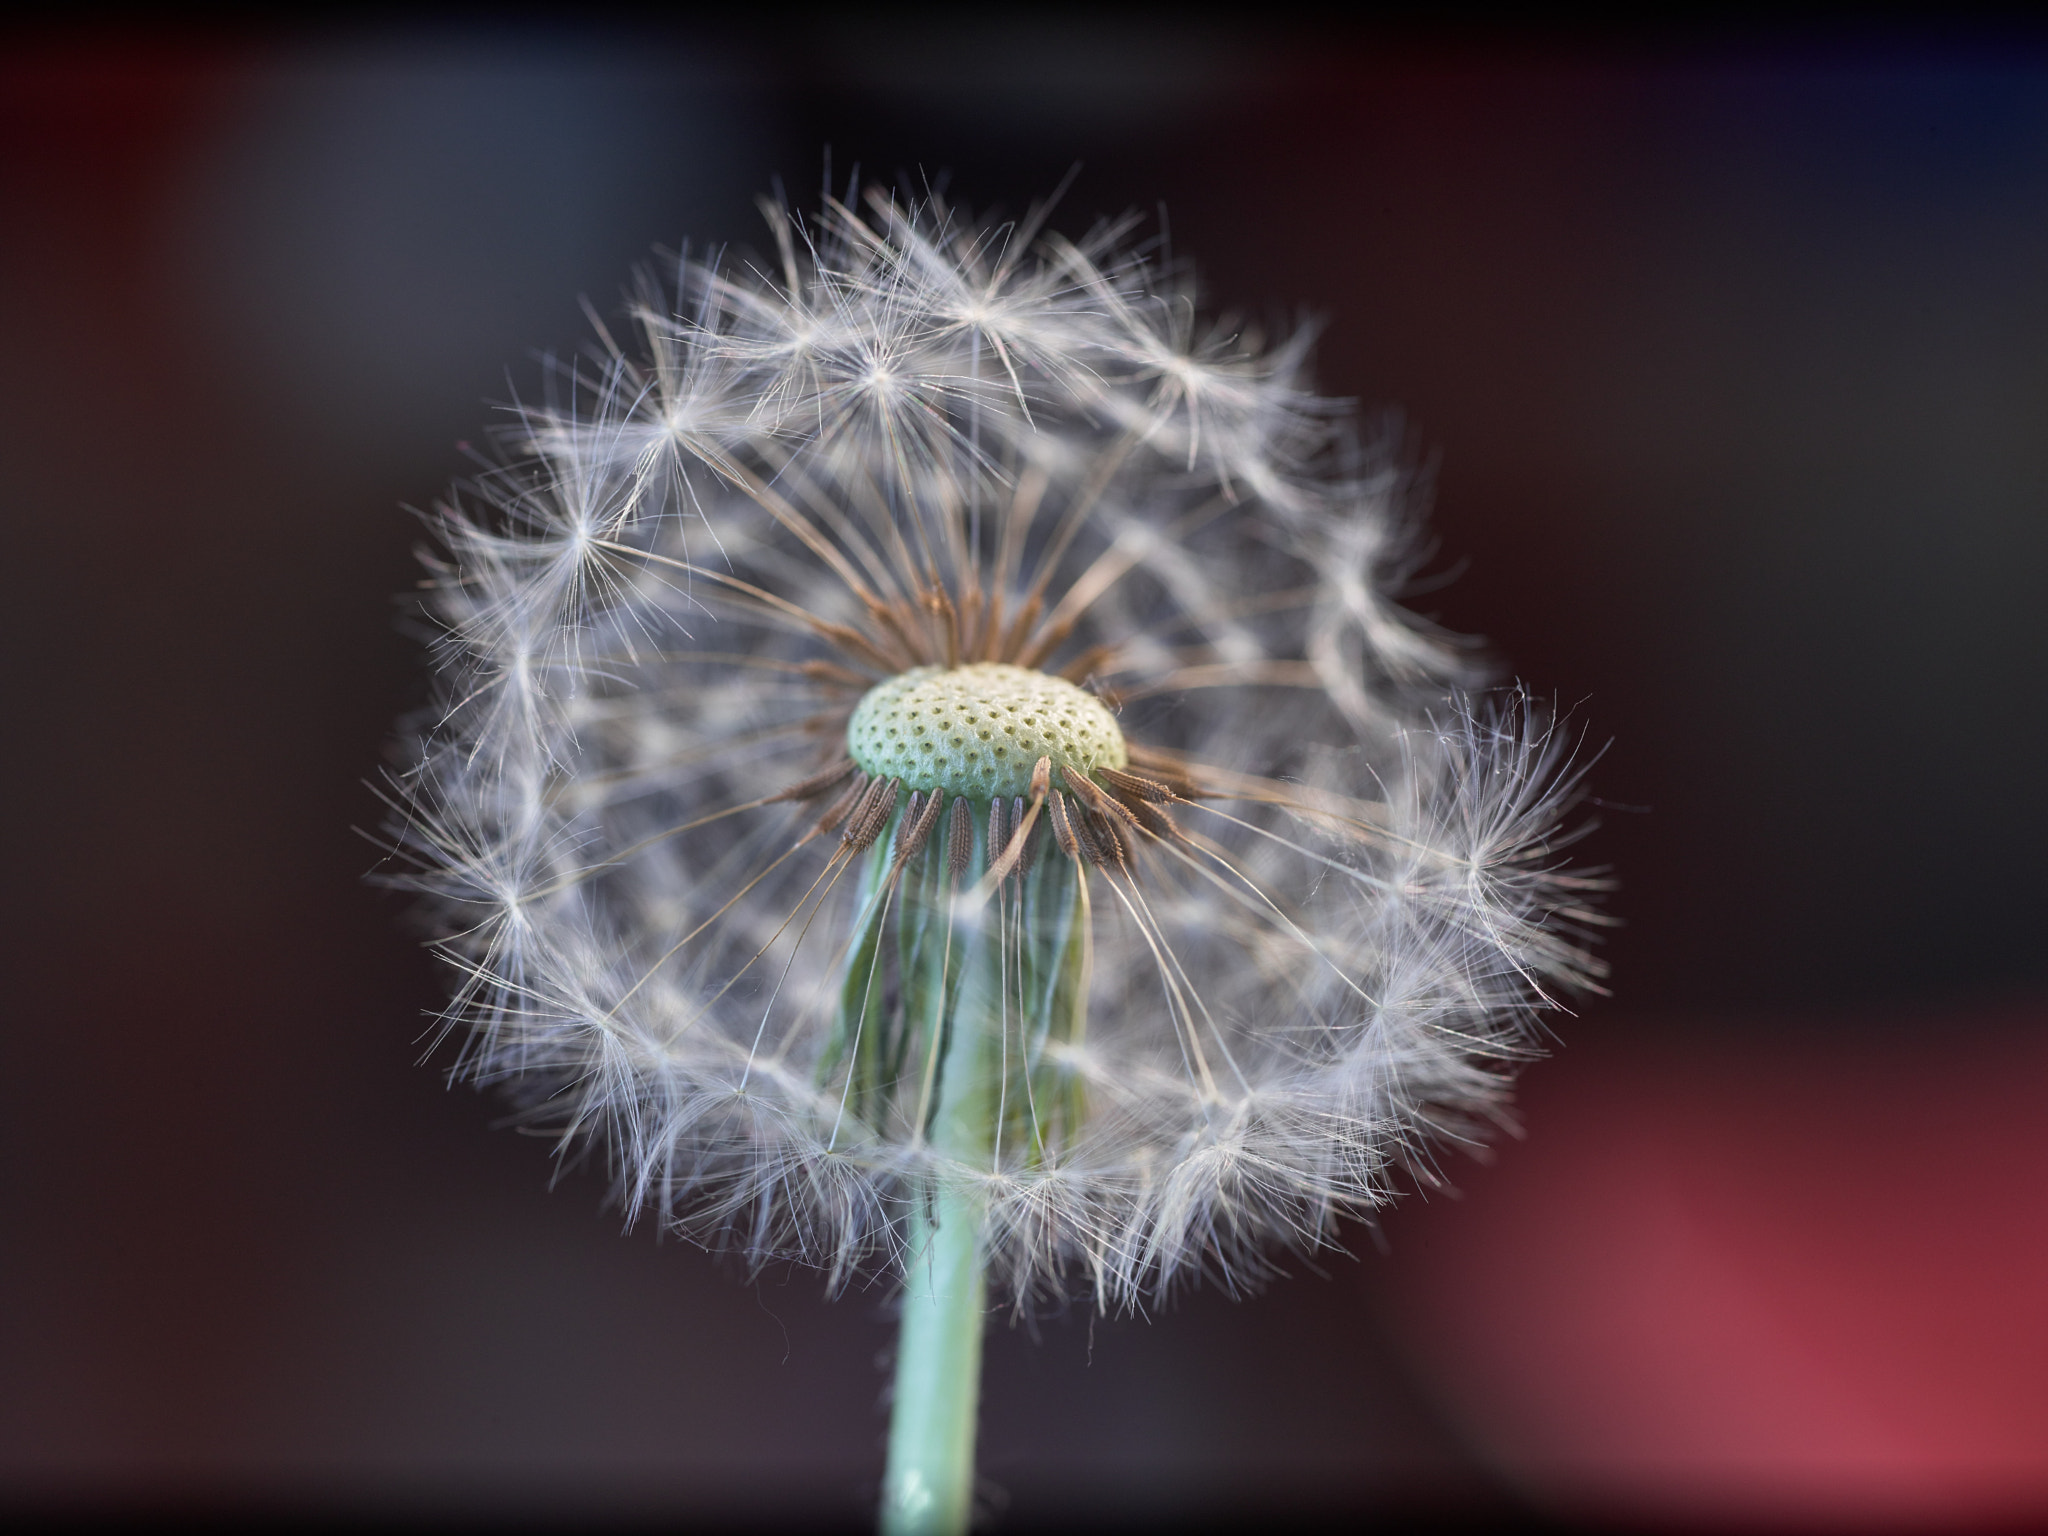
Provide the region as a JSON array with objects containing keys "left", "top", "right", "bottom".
[{"left": 846, "top": 663, "right": 1128, "bottom": 800}]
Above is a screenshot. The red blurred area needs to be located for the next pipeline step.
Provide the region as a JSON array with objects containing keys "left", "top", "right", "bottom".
[{"left": 1382, "top": 1010, "right": 2048, "bottom": 1529}]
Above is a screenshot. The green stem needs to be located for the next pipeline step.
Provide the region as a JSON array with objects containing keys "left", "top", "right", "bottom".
[
  {"left": 882, "top": 832, "right": 1007, "bottom": 1536},
  {"left": 869, "top": 809, "right": 1089, "bottom": 1534},
  {"left": 880, "top": 1183, "right": 987, "bottom": 1536}
]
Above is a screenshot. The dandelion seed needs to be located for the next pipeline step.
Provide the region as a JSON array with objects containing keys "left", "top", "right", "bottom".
[{"left": 386, "top": 183, "right": 1605, "bottom": 1535}]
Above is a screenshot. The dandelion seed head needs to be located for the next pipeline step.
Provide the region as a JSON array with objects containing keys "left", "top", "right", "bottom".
[{"left": 384, "top": 184, "right": 1606, "bottom": 1311}]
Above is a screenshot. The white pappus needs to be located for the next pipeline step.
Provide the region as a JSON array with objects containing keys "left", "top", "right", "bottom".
[{"left": 386, "top": 184, "right": 1606, "bottom": 1313}]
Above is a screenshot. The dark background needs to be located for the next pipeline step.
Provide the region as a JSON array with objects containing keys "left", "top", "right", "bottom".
[{"left": 3, "top": 19, "right": 2045, "bottom": 1531}]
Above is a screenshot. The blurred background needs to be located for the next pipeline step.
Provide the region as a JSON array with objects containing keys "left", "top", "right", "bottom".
[{"left": 3, "top": 18, "right": 2046, "bottom": 1532}]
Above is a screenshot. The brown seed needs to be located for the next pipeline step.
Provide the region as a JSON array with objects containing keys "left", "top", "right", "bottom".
[
  {"left": 1076, "top": 807, "right": 1123, "bottom": 868},
  {"left": 1047, "top": 791, "right": 1080, "bottom": 860},
  {"left": 894, "top": 789, "right": 944, "bottom": 868},
  {"left": 947, "top": 795, "right": 976, "bottom": 879},
  {"left": 1061, "top": 765, "right": 1142, "bottom": 831},
  {"left": 1098, "top": 766, "right": 1181, "bottom": 804},
  {"left": 1010, "top": 796, "right": 1039, "bottom": 877},
  {"left": 1129, "top": 798, "right": 1181, "bottom": 841},
  {"left": 807, "top": 772, "right": 870, "bottom": 840},
  {"left": 842, "top": 776, "right": 900, "bottom": 852},
  {"left": 986, "top": 796, "right": 1009, "bottom": 877},
  {"left": 1120, "top": 747, "right": 1201, "bottom": 800}
]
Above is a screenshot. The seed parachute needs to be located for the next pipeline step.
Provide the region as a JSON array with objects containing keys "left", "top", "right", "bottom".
[{"left": 387, "top": 184, "right": 1606, "bottom": 1313}]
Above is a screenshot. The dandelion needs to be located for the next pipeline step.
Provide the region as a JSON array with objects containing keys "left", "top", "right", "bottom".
[{"left": 388, "top": 183, "right": 1604, "bottom": 1534}]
